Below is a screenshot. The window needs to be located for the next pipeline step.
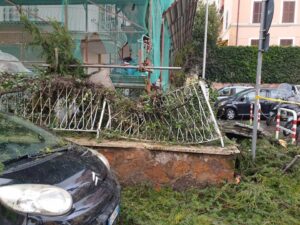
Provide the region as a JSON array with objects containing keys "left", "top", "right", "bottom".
[
  {"left": 26, "top": 6, "right": 38, "bottom": 21},
  {"left": 252, "top": 1, "right": 262, "bottom": 23},
  {"left": 241, "top": 90, "right": 268, "bottom": 102},
  {"left": 250, "top": 39, "right": 259, "bottom": 46},
  {"left": 8, "top": 7, "right": 19, "bottom": 21},
  {"left": 219, "top": 87, "right": 231, "bottom": 96},
  {"left": 0, "top": 113, "right": 63, "bottom": 163},
  {"left": 280, "top": 39, "right": 294, "bottom": 46},
  {"left": 260, "top": 90, "right": 268, "bottom": 97},
  {"left": 3, "top": 7, "right": 7, "bottom": 21},
  {"left": 282, "top": 1, "right": 295, "bottom": 23},
  {"left": 270, "top": 90, "right": 279, "bottom": 98},
  {"left": 241, "top": 92, "right": 255, "bottom": 102},
  {"left": 3, "top": 6, "right": 38, "bottom": 22},
  {"left": 3, "top": 7, "right": 20, "bottom": 22}
]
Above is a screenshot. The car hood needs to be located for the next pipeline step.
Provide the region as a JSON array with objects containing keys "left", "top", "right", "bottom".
[
  {"left": 0, "top": 145, "right": 118, "bottom": 224},
  {"left": 215, "top": 97, "right": 234, "bottom": 106}
]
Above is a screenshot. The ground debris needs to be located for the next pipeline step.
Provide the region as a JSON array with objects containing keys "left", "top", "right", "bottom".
[
  {"left": 283, "top": 155, "right": 300, "bottom": 173},
  {"left": 121, "top": 139, "right": 300, "bottom": 225},
  {"left": 220, "top": 121, "right": 267, "bottom": 138}
]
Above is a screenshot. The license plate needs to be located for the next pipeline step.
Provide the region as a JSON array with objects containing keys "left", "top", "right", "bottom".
[{"left": 108, "top": 205, "right": 120, "bottom": 225}]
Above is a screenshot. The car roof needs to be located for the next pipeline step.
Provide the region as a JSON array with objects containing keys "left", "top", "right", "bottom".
[
  {"left": 218, "top": 86, "right": 252, "bottom": 91},
  {"left": 242, "top": 87, "right": 276, "bottom": 91},
  {"left": 229, "top": 87, "right": 277, "bottom": 98}
]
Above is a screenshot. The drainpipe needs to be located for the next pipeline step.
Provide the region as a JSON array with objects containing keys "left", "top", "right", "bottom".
[{"left": 235, "top": 0, "right": 240, "bottom": 46}]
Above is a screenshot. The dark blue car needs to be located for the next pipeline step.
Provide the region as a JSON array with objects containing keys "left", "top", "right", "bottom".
[
  {"left": 215, "top": 88, "right": 278, "bottom": 120},
  {"left": 0, "top": 112, "right": 120, "bottom": 225}
]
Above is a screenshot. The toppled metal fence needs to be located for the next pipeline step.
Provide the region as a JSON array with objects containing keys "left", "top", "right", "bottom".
[
  {"left": 0, "top": 79, "right": 224, "bottom": 146},
  {"left": 107, "top": 81, "right": 223, "bottom": 146},
  {"left": 0, "top": 84, "right": 108, "bottom": 133}
]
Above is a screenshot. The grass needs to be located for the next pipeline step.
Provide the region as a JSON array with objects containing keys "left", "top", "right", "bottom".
[{"left": 119, "top": 139, "right": 300, "bottom": 225}]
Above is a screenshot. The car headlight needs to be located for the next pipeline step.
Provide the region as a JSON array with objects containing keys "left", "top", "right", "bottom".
[
  {"left": 219, "top": 101, "right": 227, "bottom": 107},
  {"left": 0, "top": 184, "right": 73, "bottom": 216},
  {"left": 88, "top": 148, "right": 110, "bottom": 170}
]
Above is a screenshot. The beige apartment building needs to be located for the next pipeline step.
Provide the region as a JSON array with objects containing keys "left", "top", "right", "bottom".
[{"left": 218, "top": 0, "right": 300, "bottom": 46}]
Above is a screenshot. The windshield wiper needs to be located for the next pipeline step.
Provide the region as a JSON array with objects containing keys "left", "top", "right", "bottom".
[{"left": 2, "top": 144, "right": 73, "bottom": 165}]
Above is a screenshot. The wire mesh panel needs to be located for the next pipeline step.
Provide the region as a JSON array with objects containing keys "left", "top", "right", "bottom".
[
  {"left": 0, "top": 80, "right": 223, "bottom": 146},
  {"left": 104, "top": 81, "right": 223, "bottom": 145},
  {"left": 0, "top": 83, "right": 108, "bottom": 133}
]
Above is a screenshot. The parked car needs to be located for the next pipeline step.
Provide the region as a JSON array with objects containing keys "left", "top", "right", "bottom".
[
  {"left": 217, "top": 86, "right": 252, "bottom": 100},
  {"left": 216, "top": 88, "right": 278, "bottom": 120},
  {"left": 0, "top": 51, "right": 31, "bottom": 74},
  {"left": 292, "top": 84, "right": 300, "bottom": 95},
  {"left": 265, "top": 83, "right": 300, "bottom": 124},
  {"left": 0, "top": 112, "right": 120, "bottom": 225}
]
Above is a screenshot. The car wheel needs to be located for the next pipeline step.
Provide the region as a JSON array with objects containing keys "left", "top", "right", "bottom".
[{"left": 225, "top": 108, "right": 236, "bottom": 120}]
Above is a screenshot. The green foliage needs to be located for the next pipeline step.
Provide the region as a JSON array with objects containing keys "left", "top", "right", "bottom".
[
  {"left": 170, "top": 70, "right": 186, "bottom": 88},
  {"left": 193, "top": 3, "right": 221, "bottom": 51},
  {"left": 171, "top": 4, "right": 220, "bottom": 85},
  {"left": 21, "top": 15, "right": 84, "bottom": 77},
  {"left": 206, "top": 46, "right": 300, "bottom": 83},
  {"left": 208, "top": 86, "right": 219, "bottom": 105},
  {"left": 172, "top": 44, "right": 196, "bottom": 87},
  {"left": 171, "top": 3, "right": 220, "bottom": 85},
  {"left": 0, "top": 73, "right": 38, "bottom": 93},
  {"left": 120, "top": 139, "right": 300, "bottom": 225},
  {"left": 189, "top": 6, "right": 300, "bottom": 84},
  {"left": 0, "top": 162, "right": 4, "bottom": 173}
]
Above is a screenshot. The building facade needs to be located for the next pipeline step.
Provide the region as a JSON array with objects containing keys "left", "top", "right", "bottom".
[
  {"left": 218, "top": 0, "right": 300, "bottom": 46},
  {"left": 0, "top": 0, "right": 197, "bottom": 92}
]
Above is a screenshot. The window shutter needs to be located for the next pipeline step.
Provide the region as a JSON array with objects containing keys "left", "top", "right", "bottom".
[
  {"left": 282, "top": 1, "right": 295, "bottom": 23},
  {"left": 280, "top": 39, "right": 293, "bottom": 46},
  {"left": 251, "top": 39, "right": 259, "bottom": 46},
  {"left": 252, "top": 2, "right": 262, "bottom": 23}
]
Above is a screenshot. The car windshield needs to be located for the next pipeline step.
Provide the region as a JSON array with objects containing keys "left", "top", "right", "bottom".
[
  {"left": 232, "top": 89, "right": 254, "bottom": 99},
  {"left": 0, "top": 113, "right": 65, "bottom": 163},
  {"left": 218, "top": 88, "right": 231, "bottom": 96}
]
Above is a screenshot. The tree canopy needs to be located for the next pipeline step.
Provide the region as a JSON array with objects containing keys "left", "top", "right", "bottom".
[
  {"left": 21, "top": 15, "right": 83, "bottom": 77},
  {"left": 192, "top": 3, "right": 221, "bottom": 53}
]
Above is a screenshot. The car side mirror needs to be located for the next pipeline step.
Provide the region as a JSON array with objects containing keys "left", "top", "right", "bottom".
[{"left": 240, "top": 97, "right": 245, "bottom": 102}]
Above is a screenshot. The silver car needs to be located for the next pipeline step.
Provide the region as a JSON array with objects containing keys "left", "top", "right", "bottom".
[{"left": 217, "top": 86, "right": 253, "bottom": 101}]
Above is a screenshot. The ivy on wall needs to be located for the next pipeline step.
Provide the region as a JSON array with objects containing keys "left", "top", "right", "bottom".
[{"left": 206, "top": 46, "right": 300, "bottom": 84}]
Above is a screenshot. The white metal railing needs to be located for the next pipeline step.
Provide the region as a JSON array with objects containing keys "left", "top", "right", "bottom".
[
  {"left": 275, "top": 108, "right": 298, "bottom": 144},
  {"left": 0, "top": 86, "right": 110, "bottom": 133},
  {"left": 0, "top": 81, "right": 224, "bottom": 146}
]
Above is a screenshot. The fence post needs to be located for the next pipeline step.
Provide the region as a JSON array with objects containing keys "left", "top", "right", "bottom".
[
  {"left": 275, "top": 109, "right": 280, "bottom": 140},
  {"left": 97, "top": 99, "right": 107, "bottom": 139},
  {"left": 250, "top": 103, "right": 253, "bottom": 125},
  {"left": 250, "top": 103, "right": 260, "bottom": 128},
  {"left": 258, "top": 104, "right": 261, "bottom": 129},
  {"left": 199, "top": 81, "right": 224, "bottom": 148},
  {"left": 291, "top": 117, "right": 297, "bottom": 144}
]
